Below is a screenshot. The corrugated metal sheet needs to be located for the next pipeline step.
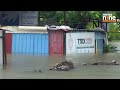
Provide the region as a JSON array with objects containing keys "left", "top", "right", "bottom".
[
  {"left": 95, "top": 32, "right": 104, "bottom": 53},
  {"left": 6, "top": 33, "right": 12, "bottom": 54},
  {"left": 96, "top": 39, "right": 103, "bottom": 53},
  {"left": 12, "top": 33, "right": 49, "bottom": 55},
  {"left": 95, "top": 32, "right": 104, "bottom": 39},
  {"left": 49, "top": 30, "right": 64, "bottom": 55}
]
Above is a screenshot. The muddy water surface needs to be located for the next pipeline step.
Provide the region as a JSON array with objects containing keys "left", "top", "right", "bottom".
[{"left": 0, "top": 53, "right": 120, "bottom": 79}]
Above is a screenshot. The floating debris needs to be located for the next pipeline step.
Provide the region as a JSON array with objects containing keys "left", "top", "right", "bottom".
[
  {"left": 82, "top": 60, "right": 119, "bottom": 66},
  {"left": 49, "top": 61, "right": 74, "bottom": 71}
]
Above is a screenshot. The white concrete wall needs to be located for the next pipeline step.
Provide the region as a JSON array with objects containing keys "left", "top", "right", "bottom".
[{"left": 66, "top": 32, "right": 95, "bottom": 54}]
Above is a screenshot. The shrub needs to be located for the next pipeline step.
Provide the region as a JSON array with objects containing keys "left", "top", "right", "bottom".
[{"left": 103, "top": 44, "right": 117, "bottom": 53}]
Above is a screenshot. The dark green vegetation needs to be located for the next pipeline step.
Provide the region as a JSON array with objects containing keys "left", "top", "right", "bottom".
[
  {"left": 38, "top": 11, "right": 120, "bottom": 29},
  {"left": 103, "top": 44, "right": 117, "bottom": 53}
]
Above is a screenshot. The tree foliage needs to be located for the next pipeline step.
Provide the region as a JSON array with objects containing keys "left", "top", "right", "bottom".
[
  {"left": 108, "top": 23, "right": 120, "bottom": 41},
  {"left": 39, "top": 11, "right": 120, "bottom": 28},
  {"left": 39, "top": 11, "right": 118, "bottom": 27}
]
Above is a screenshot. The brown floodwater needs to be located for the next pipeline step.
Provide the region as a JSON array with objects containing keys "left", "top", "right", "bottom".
[{"left": 0, "top": 53, "right": 120, "bottom": 79}]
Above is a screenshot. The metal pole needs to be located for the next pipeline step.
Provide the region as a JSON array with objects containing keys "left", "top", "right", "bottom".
[{"left": 3, "top": 30, "right": 7, "bottom": 66}]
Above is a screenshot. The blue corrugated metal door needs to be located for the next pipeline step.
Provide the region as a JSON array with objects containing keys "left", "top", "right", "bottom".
[
  {"left": 12, "top": 33, "right": 49, "bottom": 55},
  {"left": 95, "top": 32, "right": 104, "bottom": 53},
  {"left": 97, "top": 39, "right": 103, "bottom": 53}
]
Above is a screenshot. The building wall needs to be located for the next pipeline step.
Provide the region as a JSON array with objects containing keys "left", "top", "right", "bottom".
[
  {"left": 96, "top": 39, "right": 103, "bottom": 54},
  {"left": 6, "top": 33, "right": 12, "bottom": 54},
  {"left": 95, "top": 32, "right": 104, "bottom": 39},
  {"left": 66, "top": 32, "right": 95, "bottom": 54},
  {"left": 95, "top": 32, "right": 104, "bottom": 54},
  {"left": 49, "top": 30, "right": 64, "bottom": 55},
  {"left": 4, "top": 27, "right": 105, "bottom": 55}
]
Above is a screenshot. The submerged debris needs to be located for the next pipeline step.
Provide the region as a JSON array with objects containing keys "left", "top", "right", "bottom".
[
  {"left": 82, "top": 60, "right": 119, "bottom": 66},
  {"left": 33, "top": 69, "right": 42, "bottom": 73},
  {"left": 49, "top": 61, "right": 74, "bottom": 71}
]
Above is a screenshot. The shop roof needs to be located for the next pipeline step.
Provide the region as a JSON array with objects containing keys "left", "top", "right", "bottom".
[
  {"left": 47, "top": 25, "right": 105, "bottom": 32},
  {"left": 71, "top": 27, "right": 105, "bottom": 32}
]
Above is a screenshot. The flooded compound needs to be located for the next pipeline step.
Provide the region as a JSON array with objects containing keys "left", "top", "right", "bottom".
[{"left": 0, "top": 53, "right": 120, "bottom": 79}]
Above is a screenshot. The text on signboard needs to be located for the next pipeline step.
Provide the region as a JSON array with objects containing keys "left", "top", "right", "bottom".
[{"left": 77, "top": 38, "right": 92, "bottom": 44}]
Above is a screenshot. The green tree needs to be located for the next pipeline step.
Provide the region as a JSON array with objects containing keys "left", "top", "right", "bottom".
[{"left": 38, "top": 11, "right": 118, "bottom": 28}]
